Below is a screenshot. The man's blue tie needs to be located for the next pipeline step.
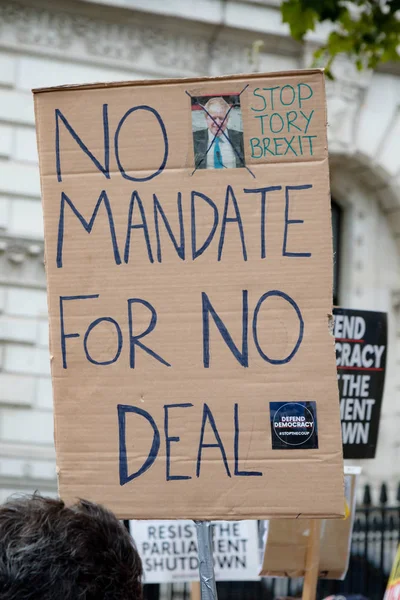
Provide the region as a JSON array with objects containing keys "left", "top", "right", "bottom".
[{"left": 214, "top": 136, "right": 224, "bottom": 169}]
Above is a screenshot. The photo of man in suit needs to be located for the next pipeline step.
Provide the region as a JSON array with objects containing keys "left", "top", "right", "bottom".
[{"left": 193, "top": 96, "right": 245, "bottom": 170}]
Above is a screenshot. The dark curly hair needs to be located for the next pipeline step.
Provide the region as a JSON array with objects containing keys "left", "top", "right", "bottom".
[{"left": 0, "top": 494, "right": 143, "bottom": 600}]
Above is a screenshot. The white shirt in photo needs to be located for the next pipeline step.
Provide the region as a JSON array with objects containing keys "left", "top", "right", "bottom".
[{"left": 206, "top": 129, "right": 236, "bottom": 169}]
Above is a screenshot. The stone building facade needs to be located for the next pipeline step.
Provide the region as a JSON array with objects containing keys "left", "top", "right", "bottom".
[{"left": 0, "top": 0, "right": 399, "bottom": 503}]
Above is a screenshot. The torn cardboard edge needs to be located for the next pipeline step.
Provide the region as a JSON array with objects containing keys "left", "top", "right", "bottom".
[{"left": 32, "top": 68, "right": 325, "bottom": 94}]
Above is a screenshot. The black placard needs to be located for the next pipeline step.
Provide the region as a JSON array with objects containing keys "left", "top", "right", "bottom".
[{"left": 334, "top": 308, "right": 387, "bottom": 459}]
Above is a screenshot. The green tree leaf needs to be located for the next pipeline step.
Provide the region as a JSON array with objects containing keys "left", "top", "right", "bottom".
[
  {"left": 280, "top": 0, "right": 400, "bottom": 77},
  {"left": 281, "top": 0, "right": 318, "bottom": 40}
]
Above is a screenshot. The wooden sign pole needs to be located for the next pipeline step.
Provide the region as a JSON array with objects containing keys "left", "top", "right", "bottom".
[
  {"left": 302, "top": 520, "right": 322, "bottom": 600},
  {"left": 191, "top": 582, "right": 201, "bottom": 600}
]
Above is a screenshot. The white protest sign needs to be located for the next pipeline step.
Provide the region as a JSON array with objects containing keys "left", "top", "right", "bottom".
[{"left": 130, "top": 520, "right": 260, "bottom": 583}]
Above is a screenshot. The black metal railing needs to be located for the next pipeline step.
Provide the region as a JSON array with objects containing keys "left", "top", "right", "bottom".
[{"left": 140, "top": 482, "right": 400, "bottom": 600}]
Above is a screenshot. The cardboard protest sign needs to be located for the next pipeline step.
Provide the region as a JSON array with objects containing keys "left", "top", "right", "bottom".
[
  {"left": 334, "top": 308, "right": 387, "bottom": 459},
  {"left": 384, "top": 544, "right": 400, "bottom": 600},
  {"left": 260, "top": 467, "right": 361, "bottom": 580},
  {"left": 130, "top": 520, "right": 260, "bottom": 583},
  {"left": 33, "top": 69, "right": 344, "bottom": 519}
]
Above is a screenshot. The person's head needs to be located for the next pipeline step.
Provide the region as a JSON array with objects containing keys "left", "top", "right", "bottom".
[
  {"left": 204, "top": 97, "right": 231, "bottom": 136},
  {"left": 0, "top": 494, "right": 142, "bottom": 600}
]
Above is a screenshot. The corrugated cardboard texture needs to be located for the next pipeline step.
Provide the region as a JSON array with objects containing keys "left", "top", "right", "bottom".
[
  {"left": 33, "top": 70, "right": 344, "bottom": 520},
  {"left": 260, "top": 469, "right": 359, "bottom": 579}
]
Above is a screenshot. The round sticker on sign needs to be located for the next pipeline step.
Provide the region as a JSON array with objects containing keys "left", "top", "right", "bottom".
[{"left": 269, "top": 401, "right": 319, "bottom": 450}]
